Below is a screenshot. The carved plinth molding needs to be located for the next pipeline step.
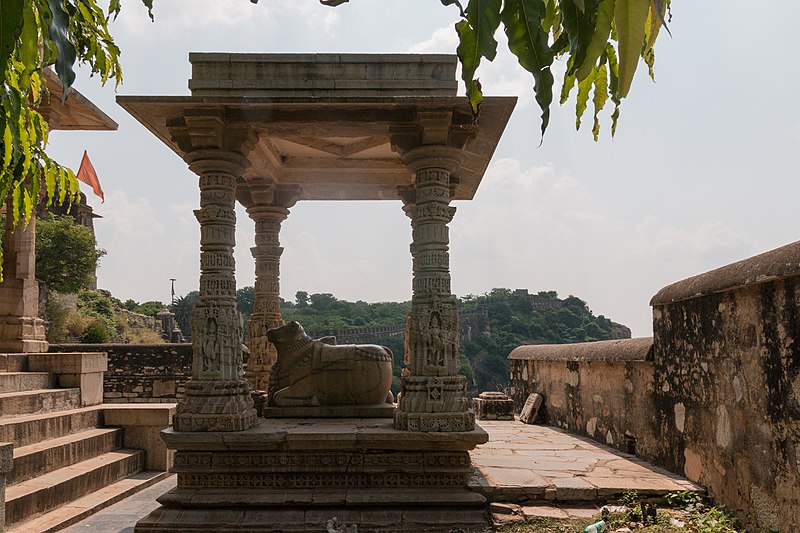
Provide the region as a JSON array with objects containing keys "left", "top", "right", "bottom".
[
  {"left": 172, "top": 148, "right": 256, "bottom": 432},
  {"left": 394, "top": 145, "right": 475, "bottom": 432}
]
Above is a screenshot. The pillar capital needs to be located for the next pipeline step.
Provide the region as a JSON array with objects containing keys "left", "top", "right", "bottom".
[
  {"left": 401, "top": 145, "right": 464, "bottom": 174},
  {"left": 185, "top": 149, "right": 250, "bottom": 177}
]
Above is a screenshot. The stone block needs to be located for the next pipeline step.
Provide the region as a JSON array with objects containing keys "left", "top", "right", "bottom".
[
  {"left": 152, "top": 380, "right": 176, "bottom": 398},
  {"left": 28, "top": 352, "right": 108, "bottom": 374},
  {"left": 473, "top": 391, "right": 515, "bottom": 420},
  {"left": 519, "top": 393, "right": 543, "bottom": 424},
  {"left": 104, "top": 405, "right": 177, "bottom": 471}
]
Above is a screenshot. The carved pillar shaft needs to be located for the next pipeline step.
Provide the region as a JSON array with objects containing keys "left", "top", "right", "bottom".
[
  {"left": 245, "top": 205, "right": 289, "bottom": 394},
  {"left": 0, "top": 198, "right": 47, "bottom": 353},
  {"left": 173, "top": 149, "right": 256, "bottom": 432},
  {"left": 394, "top": 146, "right": 474, "bottom": 433}
]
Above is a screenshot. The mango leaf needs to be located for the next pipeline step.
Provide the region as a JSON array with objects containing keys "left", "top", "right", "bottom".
[
  {"left": 575, "top": 0, "right": 614, "bottom": 81},
  {"left": 441, "top": 0, "right": 466, "bottom": 18},
  {"left": 560, "top": 57, "right": 576, "bottom": 104},
  {"left": 605, "top": 43, "right": 621, "bottom": 135},
  {"left": 141, "top": 0, "right": 154, "bottom": 21},
  {"left": 614, "top": 0, "right": 649, "bottom": 98},
  {"left": 575, "top": 66, "right": 594, "bottom": 130},
  {"left": 571, "top": 0, "right": 585, "bottom": 12},
  {"left": 456, "top": 0, "right": 502, "bottom": 114},
  {"left": 559, "top": 0, "right": 601, "bottom": 76},
  {"left": 500, "top": 0, "right": 553, "bottom": 138},
  {"left": 591, "top": 63, "right": 608, "bottom": 140},
  {"left": 18, "top": 5, "right": 39, "bottom": 90},
  {"left": 543, "top": 0, "right": 557, "bottom": 33},
  {"left": 46, "top": 0, "right": 78, "bottom": 101},
  {"left": 651, "top": 0, "right": 671, "bottom": 38},
  {"left": 0, "top": 0, "right": 25, "bottom": 84}
]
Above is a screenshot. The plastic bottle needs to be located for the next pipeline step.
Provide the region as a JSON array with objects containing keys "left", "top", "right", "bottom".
[{"left": 583, "top": 520, "right": 606, "bottom": 533}]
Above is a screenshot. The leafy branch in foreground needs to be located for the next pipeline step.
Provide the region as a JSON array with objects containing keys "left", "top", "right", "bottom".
[
  {"left": 0, "top": 0, "right": 151, "bottom": 279},
  {"left": 438, "top": 0, "right": 671, "bottom": 141}
]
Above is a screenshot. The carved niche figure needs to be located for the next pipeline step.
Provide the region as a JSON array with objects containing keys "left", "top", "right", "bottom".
[{"left": 267, "top": 321, "right": 394, "bottom": 407}]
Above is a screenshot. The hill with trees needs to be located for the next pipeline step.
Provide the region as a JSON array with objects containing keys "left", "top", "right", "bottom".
[{"left": 223, "top": 288, "right": 630, "bottom": 395}]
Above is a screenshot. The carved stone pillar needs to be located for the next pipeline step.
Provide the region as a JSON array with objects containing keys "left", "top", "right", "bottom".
[
  {"left": 245, "top": 204, "right": 289, "bottom": 396},
  {"left": 394, "top": 145, "right": 474, "bottom": 432},
  {"left": 172, "top": 149, "right": 256, "bottom": 432},
  {"left": 0, "top": 200, "right": 47, "bottom": 353}
]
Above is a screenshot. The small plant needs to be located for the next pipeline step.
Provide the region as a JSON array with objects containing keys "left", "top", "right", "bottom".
[
  {"left": 665, "top": 490, "right": 705, "bottom": 512},
  {"left": 81, "top": 319, "right": 113, "bottom": 344},
  {"left": 64, "top": 309, "right": 92, "bottom": 339}
]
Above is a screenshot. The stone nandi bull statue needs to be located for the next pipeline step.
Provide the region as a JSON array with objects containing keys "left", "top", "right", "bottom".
[{"left": 266, "top": 321, "right": 394, "bottom": 407}]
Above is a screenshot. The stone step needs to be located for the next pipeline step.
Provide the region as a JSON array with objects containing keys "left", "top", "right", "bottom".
[
  {"left": 0, "top": 353, "right": 30, "bottom": 373},
  {"left": 0, "top": 372, "right": 56, "bottom": 393},
  {"left": 10, "top": 427, "right": 124, "bottom": 485},
  {"left": 4, "top": 449, "right": 146, "bottom": 528},
  {"left": 6, "top": 471, "right": 171, "bottom": 533},
  {"left": 0, "top": 388, "right": 82, "bottom": 418},
  {"left": 0, "top": 406, "right": 103, "bottom": 448}
]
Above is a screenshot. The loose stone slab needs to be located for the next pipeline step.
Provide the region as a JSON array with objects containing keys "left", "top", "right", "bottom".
[{"left": 519, "top": 393, "right": 543, "bottom": 424}]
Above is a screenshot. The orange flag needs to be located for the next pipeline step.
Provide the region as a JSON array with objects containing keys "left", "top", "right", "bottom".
[{"left": 76, "top": 150, "right": 104, "bottom": 203}]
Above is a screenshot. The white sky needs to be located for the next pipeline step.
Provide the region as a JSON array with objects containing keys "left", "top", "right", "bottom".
[{"left": 45, "top": 1, "right": 800, "bottom": 337}]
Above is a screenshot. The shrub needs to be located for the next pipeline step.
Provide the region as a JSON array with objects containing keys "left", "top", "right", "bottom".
[
  {"left": 81, "top": 319, "right": 113, "bottom": 343},
  {"left": 64, "top": 309, "right": 92, "bottom": 339}
]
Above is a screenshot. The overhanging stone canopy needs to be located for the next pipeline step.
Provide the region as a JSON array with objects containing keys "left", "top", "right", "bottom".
[{"left": 118, "top": 54, "right": 515, "bottom": 201}]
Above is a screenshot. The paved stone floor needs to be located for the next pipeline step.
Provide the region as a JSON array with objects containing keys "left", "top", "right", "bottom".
[
  {"left": 63, "top": 421, "right": 701, "bottom": 532},
  {"left": 471, "top": 421, "right": 701, "bottom": 503}
]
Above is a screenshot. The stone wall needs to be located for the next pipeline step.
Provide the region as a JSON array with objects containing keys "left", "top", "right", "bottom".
[
  {"left": 508, "top": 338, "right": 655, "bottom": 456},
  {"left": 508, "top": 240, "right": 800, "bottom": 531},
  {"left": 50, "top": 343, "right": 192, "bottom": 403}
]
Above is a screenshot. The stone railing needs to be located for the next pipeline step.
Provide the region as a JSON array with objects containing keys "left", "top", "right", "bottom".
[
  {"left": 50, "top": 343, "right": 192, "bottom": 403},
  {"left": 509, "top": 240, "right": 800, "bottom": 532}
]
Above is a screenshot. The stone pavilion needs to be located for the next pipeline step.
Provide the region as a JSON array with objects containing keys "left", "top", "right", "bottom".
[{"left": 119, "top": 53, "right": 515, "bottom": 532}]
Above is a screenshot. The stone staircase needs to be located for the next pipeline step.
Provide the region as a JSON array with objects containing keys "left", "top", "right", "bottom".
[{"left": 0, "top": 356, "right": 172, "bottom": 533}]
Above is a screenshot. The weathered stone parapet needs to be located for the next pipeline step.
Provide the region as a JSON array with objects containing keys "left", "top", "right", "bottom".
[
  {"left": 395, "top": 145, "right": 474, "bottom": 432},
  {"left": 509, "top": 337, "right": 654, "bottom": 363},
  {"left": 509, "top": 239, "right": 800, "bottom": 531},
  {"left": 172, "top": 148, "right": 256, "bottom": 432},
  {"left": 27, "top": 352, "right": 108, "bottom": 406},
  {"left": 650, "top": 238, "right": 800, "bottom": 305}
]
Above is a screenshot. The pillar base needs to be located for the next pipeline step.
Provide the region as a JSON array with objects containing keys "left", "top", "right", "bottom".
[
  {"left": 394, "top": 375, "right": 475, "bottom": 432},
  {"left": 135, "top": 418, "right": 490, "bottom": 532},
  {"left": 0, "top": 316, "right": 47, "bottom": 353},
  {"left": 173, "top": 379, "right": 257, "bottom": 432}
]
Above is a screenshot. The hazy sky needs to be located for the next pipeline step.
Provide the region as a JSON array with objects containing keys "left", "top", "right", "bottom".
[{"left": 46, "top": 1, "right": 800, "bottom": 337}]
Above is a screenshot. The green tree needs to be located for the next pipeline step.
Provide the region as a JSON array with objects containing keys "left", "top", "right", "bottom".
[
  {"left": 35, "top": 216, "right": 105, "bottom": 293},
  {"left": 171, "top": 290, "right": 198, "bottom": 337},
  {"left": 237, "top": 286, "right": 255, "bottom": 316}
]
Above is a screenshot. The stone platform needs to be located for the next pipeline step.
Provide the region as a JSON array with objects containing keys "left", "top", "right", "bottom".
[
  {"left": 134, "top": 418, "right": 490, "bottom": 532},
  {"left": 263, "top": 403, "right": 395, "bottom": 418},
  {"left": 67, "top": 421, "right": 705, "bottom": 532}
]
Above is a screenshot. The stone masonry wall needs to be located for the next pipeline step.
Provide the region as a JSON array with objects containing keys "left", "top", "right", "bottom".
[
  {"left": 509, "top": 240, "right": 800, "bottom": 531},
  {"left": 509, "top": 338, "right": 656, "bottom": 457},
  {"left": 50, "top": 343, "right": 192, "bottom": 403}
]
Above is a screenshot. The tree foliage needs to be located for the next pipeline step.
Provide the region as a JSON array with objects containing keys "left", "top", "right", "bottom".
[
  {"left": 0, "top": 0, "right": 151, "bottom": 279},
  {"left": 35, "top": 215, "right": 105, "bottom": 293},
  {"left": 325, "top": 0, "right": 670, "bottom": 141}
]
